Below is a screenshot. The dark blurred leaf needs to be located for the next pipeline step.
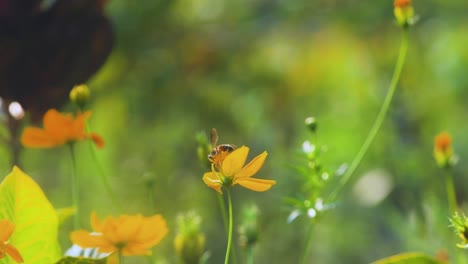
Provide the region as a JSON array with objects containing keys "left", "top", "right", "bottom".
[{"left": 0, "top": 0, "right": 113, "bottom": 120}]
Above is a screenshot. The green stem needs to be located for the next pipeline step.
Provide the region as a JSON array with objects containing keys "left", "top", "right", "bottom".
[
  {"left": 69, "top": 143, "right": 80, "bottom": 229},
  {"left": 327, "top": 30, "right": 409, "bottom": 202},
  {"left": 118, "top": 250, "right": 123, "bottom": 264},
  {"left": 445, "top": 170, "right": 457, "bottom": 214},
  {"left": 224, "top": 189, "right": 233, "bottom": 264},
  {"left": 299, "top": 222, "right": 314, "bottom": 264},
  {"left": 218, "top": 194, "right": 229, "bottom": 233},
  {"left": 246, "top": 245, "right": 254, "bottom": 264},
  {"left": 86, "top": 123, "right": 122, "bottom": 212},
  {"left": 218, "top": 193, "right": 238, "bottom": 264}
]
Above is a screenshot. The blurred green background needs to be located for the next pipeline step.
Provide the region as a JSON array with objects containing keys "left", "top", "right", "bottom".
[{"left": 2, "top": 0, "right": 468, "bottom": 263}]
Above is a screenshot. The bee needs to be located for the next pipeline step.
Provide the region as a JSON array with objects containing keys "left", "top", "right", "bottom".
[{"left": 208, "top": 128, "right": 236, "bottom": 166}]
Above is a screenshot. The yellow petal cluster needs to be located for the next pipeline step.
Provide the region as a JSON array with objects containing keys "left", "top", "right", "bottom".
[
  {"left": 70, "top": 212, "right": 168, "bottom": 256},
  {"left": 203, "top": 146, "right": 276, "bottom": 194}
]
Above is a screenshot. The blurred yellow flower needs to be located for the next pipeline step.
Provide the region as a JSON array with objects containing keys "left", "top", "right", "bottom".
[
  {"left": 0, "top": 219, "right": 24, "bottom": 263},
  {"left": 203, "top": 146, "right": 276, "bottom": 194},
  {"left": 434, "top": 132, "right": 457, "bottom": 168},
  {"left": 70, "top": 212, "right": 168, "bottom": 256},
  {"left": 21, "top": 109, "right": 104, "bottom": 149}
]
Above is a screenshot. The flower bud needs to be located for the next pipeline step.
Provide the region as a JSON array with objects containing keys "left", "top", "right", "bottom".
[
  {"left": 394, "top": 0, "right": 416, "bottom": 28},
  {"left": 434, "top": 132, "right": 458, "bottom": 168},
  {"left": 305, "top": 117, "right": 317, "bottom": 133},
  {"left": 69, "top": 84, "right": 90, "bottom": 109},
  {"left": 174, "top": 211, "right": 206, "bottom": 264}
]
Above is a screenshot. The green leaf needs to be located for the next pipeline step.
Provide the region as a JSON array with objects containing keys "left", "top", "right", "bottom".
[
  {"left": 55, "top": 256, "right": 107, "bottom": 264},
  {"left": 0, "top": 166, "right": 61, "bottom": 264},
  {"left": 372, "top": 252, "right": 447, "bottom": 264}
]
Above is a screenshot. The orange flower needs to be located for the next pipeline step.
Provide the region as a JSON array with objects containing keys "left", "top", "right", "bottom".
[
  {"left": 394, "top": 0, "right": 411, "bottom": 8},
  {"left": 0, "top": 219, "right": 24, "bottom": 263},
  {"left": 203, "top": 146, "right": 276, "bottom": 194},
  {"left": 394, "top": 0, "right": 415, "bottom": 27},
  {"left": 70, "top": 212, "right": 168, "bottom": 256},
  {"left": 21, "top": 109, "right": 104, "bottom": 148},
  {"left": 434, "top": 132, "right": 457, "bottom": 168}
]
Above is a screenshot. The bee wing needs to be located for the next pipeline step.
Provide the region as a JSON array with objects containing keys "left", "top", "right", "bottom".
[{"left": 210, "top": 128, "right": 219, "bottom": 148}]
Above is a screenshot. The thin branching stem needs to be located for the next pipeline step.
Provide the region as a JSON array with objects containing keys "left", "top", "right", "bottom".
[
  {"left": 327, "top": 29, "right": 409, "bottom": 202},
  {"left": 299, "top": 221, "right": 315, "bottom": 264}
]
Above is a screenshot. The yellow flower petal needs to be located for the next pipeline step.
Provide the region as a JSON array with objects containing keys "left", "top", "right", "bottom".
[
  {"left": 114, "top": 215, "right": 143, "bottom": 242},
  {"left": 133, "top": 215, "right": 168, "bottom": 248},
  {"left": 202, "top": 172, "right": 223, "bottom": 194},
  {"left": 91, "top": 211, "right": 103, "bottom": 232},
  {"left": 235, "top": 151, "right": 267, "bottom": 179},
  {"left": 221, "top": 146, "right": 248, "bottom": 176},
  {"left": 235, "top": 177, "right": 276, "bottom": 192},
  {"left": 0, "top": 220, "right": 14, "bottom": 241},
  {"left": 122, "top": 244, "right": 152, "bottom": 256},
  {"left": 70, "top": 230, "right": 113, "bottom": 251}
]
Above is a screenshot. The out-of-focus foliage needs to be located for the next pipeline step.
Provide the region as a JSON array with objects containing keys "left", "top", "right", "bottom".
[
  {"left": 372, "top": 252, "right": 446, "bottom": 264},
  {"left": 2, "top": 0, "right": 468, "bottom": 263},
  {"left": 0, "top": 167, "right": 61, "bottom": 264}
]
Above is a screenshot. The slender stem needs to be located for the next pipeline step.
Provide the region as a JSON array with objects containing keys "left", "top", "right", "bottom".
[
  {"left": 218, "top": 192, "right": 238, "bottom": 264},
  {"left": 85, "top": 123, "right": 123, "bottom": 212},
  {"left": 445, "top": 170, "right": 457, "bottom": 214},
  {"left": 148, "top": 183, "right": 155, "bottom": 213},
  {"left": 69, "top": 143, "right": 80, "bottom": 229},
  {"left": 118, "top": 250, "right": 123, "bottom": 264},
  {"left": 218, "top": 194, "right": 229, "bottom": 232},
  {"left": 327, "top": 30, "right": 409, "bottom": 202},
  {"left": 246, "top": 245, "right": 254, "bottom": 264},
  {"left": 224, "top": 189, "right": 234, "bottom": 264},
  {"left": 299, "top": 222, "right": 314, "bottom": 264}
]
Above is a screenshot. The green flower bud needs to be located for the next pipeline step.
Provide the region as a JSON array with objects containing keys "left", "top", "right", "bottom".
[{"left": 70, "top": 84, "right": 90, "bottom": 109}]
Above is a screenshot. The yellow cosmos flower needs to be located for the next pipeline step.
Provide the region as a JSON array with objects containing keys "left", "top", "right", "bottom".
[
  {"left": 202, "top": 146, "right": 276, "bottom": 194},
  {"left": 21, "top": 109, "right": 104, "bottom": 149},
  {"left": 70, "top": 212, "right": 168, "bottom": 256},
  {"left": 0, "top": 219, "right": 24, "bottom": 263}
]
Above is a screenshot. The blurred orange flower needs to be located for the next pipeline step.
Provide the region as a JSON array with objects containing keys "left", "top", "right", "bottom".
[
  {"left": 203, "top": 146, "right": 276, "bottom": 194},
  {"left": 21, "top": 109, "right": 104, "bottom": 149},
  {"left": 70, "top": 212, "right": 168, "bottom": 256},
  {"left": 394, "top": 0, "right": 411, "bottom": 8},
  {"left": 394, "top": 0, "right": 415, "bottom": 27},
  {"left": 0, "top": 219, "right": 24, "bottom": 263},
  {"left": 434, "top": 132, "right": 457, "bottom": 168}
]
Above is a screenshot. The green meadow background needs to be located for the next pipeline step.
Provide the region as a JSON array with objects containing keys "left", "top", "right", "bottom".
[{"left": 2, "top": 0, "right": 468, "bottom": 263}]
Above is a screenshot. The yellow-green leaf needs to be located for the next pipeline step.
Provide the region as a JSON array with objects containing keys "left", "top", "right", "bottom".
[
  {"left": 0, "top": 166, "right": 61, "bottom": 264},
  {"left": 57, "top": 207, "right": 77, "bottom": 226},
  {"left": 372, "top": 252, "right": 447, "bottom": 264}
]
